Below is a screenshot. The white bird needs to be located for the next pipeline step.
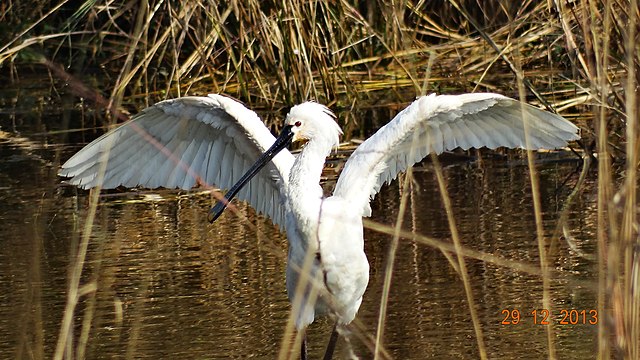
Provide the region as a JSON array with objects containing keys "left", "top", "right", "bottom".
[{"left": 59, "top": 93, "right": 580, "bottom": 359}]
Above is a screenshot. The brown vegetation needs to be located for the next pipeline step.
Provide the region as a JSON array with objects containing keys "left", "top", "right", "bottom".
[{"left": 1, "top": 1, "right": 638, "bottom": 359}]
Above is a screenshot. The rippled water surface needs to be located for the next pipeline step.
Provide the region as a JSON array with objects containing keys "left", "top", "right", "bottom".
[{"left": 0, "top": 107, "right": 596, "bottom": 359}]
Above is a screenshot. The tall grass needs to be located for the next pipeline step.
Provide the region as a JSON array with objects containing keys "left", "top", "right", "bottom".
[
  {"left": 0, "top": 1, "right": 621, "bottom": 117},
  {"left": 2, "top": 0, "right": 638, "bottom": 359}
]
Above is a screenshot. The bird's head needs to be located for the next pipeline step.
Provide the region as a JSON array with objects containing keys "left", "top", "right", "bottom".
[{"left": 285, "top": 102, "right": 342, "bottom": 148}]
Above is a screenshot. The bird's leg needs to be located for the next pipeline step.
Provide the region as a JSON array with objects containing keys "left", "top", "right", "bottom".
[
  {"left": 300, "top": 330, "right": 308, "bottom": 360},
  {"left": 322, "top": 322, "right": 339, "bottom": 360}
]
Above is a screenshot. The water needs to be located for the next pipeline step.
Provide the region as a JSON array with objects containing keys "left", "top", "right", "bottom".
[{"left": 0, "top": 104, "right": 597, "bottom": 359}]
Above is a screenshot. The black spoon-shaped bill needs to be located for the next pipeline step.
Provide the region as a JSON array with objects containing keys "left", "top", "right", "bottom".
[{"left": 208, "top": 125, "right": 294, "bottom": 223}]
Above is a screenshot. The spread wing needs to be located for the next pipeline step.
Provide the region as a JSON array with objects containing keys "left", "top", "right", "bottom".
[
  {"left": 59, "top": 94, "right": 295, "bottom": 227},
  {"left": 333, "top": 93, "right": 580, "bottom": 216}
]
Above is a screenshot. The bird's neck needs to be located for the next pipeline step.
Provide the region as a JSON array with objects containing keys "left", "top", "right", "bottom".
[{"left": 286, "top": 137, "right": 334, "bottom": 221}]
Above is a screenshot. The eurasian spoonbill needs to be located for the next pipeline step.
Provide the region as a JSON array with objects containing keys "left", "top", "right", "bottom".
[{"left": 60, "top": 93, "right": 580, "bottom": 359}]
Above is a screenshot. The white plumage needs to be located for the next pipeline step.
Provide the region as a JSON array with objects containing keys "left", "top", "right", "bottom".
[
  {"left": 59, "top": 95, "right": 294, "bottom": 228},
  {"left": 333, "top": 93, "right": 580, "bottom": 216},
  {"left": 60, "top": 93, "right": 580, "bottom": 359}
]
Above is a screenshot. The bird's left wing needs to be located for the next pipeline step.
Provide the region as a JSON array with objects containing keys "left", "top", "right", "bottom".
[
  {"left": 333, "top": 93, "right": 580, "bottom": 216},
  {"left": 59, "top": 94, "right": 295, "bottom": 228}
]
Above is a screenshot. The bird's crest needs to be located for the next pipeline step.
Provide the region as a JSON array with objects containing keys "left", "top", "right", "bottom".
[{"left": 287, "top": 101, "right": 342, "bottom": 148}]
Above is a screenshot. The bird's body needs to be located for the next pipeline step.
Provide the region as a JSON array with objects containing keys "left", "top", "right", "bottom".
[
  {"left": 60, "top": 93, "right": 580, "bottom": 358},
  {"left": 285, "top": 178, "right": 369, "bottom": 330}
]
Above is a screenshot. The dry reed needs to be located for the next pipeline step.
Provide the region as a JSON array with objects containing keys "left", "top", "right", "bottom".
[{"left": 2, "top": 0, "right": 638, "bottom": 359}]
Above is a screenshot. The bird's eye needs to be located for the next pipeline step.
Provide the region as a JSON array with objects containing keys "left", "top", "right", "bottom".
[{"left": 295, "top": 121, "right": 302, "bottom": 127}]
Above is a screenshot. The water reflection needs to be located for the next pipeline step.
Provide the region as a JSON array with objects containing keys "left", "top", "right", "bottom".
[{"left": 0, "top": 112, "right": 597, "bottom": 359}]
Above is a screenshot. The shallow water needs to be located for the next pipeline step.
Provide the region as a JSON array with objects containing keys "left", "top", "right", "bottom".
[{"left": 0, "top": 106, "right": 598, "bottom": 359}]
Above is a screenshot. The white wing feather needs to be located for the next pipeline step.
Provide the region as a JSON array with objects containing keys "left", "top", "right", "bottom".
[
  {"left": 333, "top": 93, "right": 580, "bottom": 216},
  {"left": 59, "top": 94, "right": 295, "bottom": 228}
]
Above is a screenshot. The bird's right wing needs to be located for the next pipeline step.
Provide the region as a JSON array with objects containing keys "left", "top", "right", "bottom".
[
  {"left": 333, "top": 93, "right": 580, "bottom": 216},
  {"left": 59, "top": 94, "right": 295, "bottom": 228}
]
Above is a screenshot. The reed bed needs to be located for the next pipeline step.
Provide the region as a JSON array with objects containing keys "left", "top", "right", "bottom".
[
  {"left": 1, "top": 0, "right": 638, "bottom": 359},
  {"left": 0, "top": 1, "right": 629, "bottom": 128}
]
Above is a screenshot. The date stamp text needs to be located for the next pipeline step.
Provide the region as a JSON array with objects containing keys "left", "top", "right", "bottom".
[{"left": 500, "top": 309, "right": 598, "bottom": 325}]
